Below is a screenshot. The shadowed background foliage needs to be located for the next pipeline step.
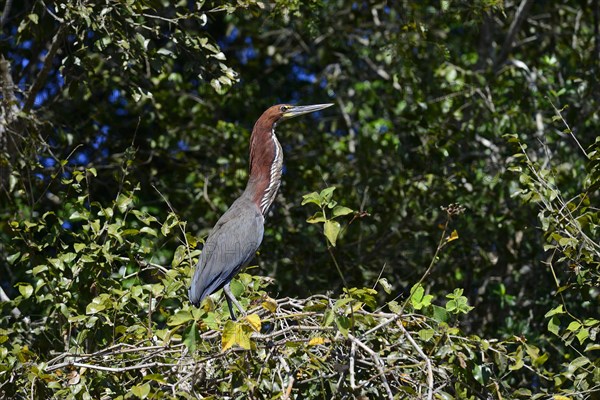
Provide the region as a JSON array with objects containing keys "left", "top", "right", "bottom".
[{"left": 1, "top": 0, "right": 599, "bottom": 398}]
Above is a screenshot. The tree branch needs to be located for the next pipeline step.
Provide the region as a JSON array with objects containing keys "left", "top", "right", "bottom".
[
  {"left": 0, "top": 0, "right": 13, "bottom": 30},
  {"left": 495, "top": 0, "right": 535, "bottom": 69},
  {"left": 0, "top": 55, "right": 20, "bottom": 192},
  {"left": 22, "top": 25, "right": 66, "bottom": 113}
]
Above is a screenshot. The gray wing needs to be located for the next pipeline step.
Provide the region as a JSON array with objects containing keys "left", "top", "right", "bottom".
[{"left": 188, "top": 198, "right": 264, "bottom": 306}]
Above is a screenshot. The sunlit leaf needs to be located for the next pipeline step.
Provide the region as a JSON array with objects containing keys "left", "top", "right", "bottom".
[
  {"left": 308, "top": 337, "right": 327, "bottom": 346},
  {"left": 378, "top": 277, "right": 392, "bottom": 294},
  {"left": 324, "top": 220, "right": 341, "bottom": 247},
  {"left": 167, "top": 311, "right": 194, "bottom": 326},
  {"left": 130, "top": 383, "right": 151, "bottom": 399},
  {"left": 17, "top": 284, "right": 33, "bottom": 299},
  {"left": 244, "top": 314, "right": 261, "bottom": 332},
  {"left": 261, "top": 296, "right": 277, "bottom": 313},
  {"left": 301, "top": 191, "right": 321, "bottom": 206},
  {"left": 446, "top": 229, "right": 459, "bottom": 243}
]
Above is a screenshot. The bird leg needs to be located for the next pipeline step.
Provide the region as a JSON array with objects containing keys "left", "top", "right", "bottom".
[{"left": 223, "top": 283, "right": 246, "bottom": 321}]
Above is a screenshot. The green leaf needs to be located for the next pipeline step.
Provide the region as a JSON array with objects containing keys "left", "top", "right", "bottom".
[
  {"left": 86, "top": 302, "right": 106, "bottom": 315},
  {"left": 27, "top": 14, "right": 39, "bottom": 24},
  {"left": 183, "top": 324, "right": 198, "bottom": 352},
  {"left": 418, "top": 329, "right": 434, "bottom": 341},
  {"left": 566, "top": 321, "right": 581, "bottom": 331},
  {"left": 17, "top": 284, "right": 33, "bottom": 299},
  {"left": 576, "top": 328, "right": 589, "bottom": 345},
  {"left": 335, "top": 315, "right": 351, "bottom": 337},
  {"left": 544, "top": 305, "right": 565, "bottom": 318},
  {"left": 140, "top": 227, "right": 158, "bottom": 237},
  {"left": 431, "top": 305, "right": 448, "bottom": 322},
  {"left": 445, "top": 288, "right": 473, "bottom": 314},
  {"left": 569, "top": 356, "right": 590, "bottom": 370},
  {"left": 388, "top": 300, "right": 401, "bottom": 314},
  {"left": 306, "top": 211, "right": 326, "bottom": 224},
  {"left": 332, "top": 205, "right": 353, "bottom": 218},
  {"left": 73, "top": 243, "right": 86, "bottom": 253},
  {"left": 7, "top": 252, "right": 20, "bottom": 265},
  {"left": 378, "top": 277, "right": 392, "bottom": 294},
  {"left": 547, "top": 316, "right": 560, "bottom": 336},
  {"left": 131, "top": 383, "right": 151, "bottom": 399},
  {"left": 509, "top": 347, "right": 524, "bottom": 371},
  {"left": 410, "top": 284, "right": 433, "bottom": 310},
  {"left": 116, "top": 193, "right": 134, "bottom": 213},
  {"left": 324, "top": 220, "right": 341, "bottom": 246},
  {"left": 161, "top": 212, "right": 179, "bottom": 236},
  {"left": 171, "top": 245, "right": 187, "bottom": 268},
  {"left": 301, "top": 191, "right": 321, "bottom": 206},
  {"left": 322, "top": 309, "right": 335, "bottom": 326},
  {"left": 32, "top": 264, "right": 48, "bottom": 275},
  {"left": 167, "top": 311, "right": 194, "bottom": 327},
  {"left": 69, "top": 211, "right": 88, "bottom": 221},
  {"left": 320, "top": 186, "right": 336, "bottom": 203}
]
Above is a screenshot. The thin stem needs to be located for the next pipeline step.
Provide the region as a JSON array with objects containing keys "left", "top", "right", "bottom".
[
  {"left": 399, "top": 216, "right": 451, "bottom": 315},
  {"left": 548, "top": 97, "right": 589, "bottom": 159}
]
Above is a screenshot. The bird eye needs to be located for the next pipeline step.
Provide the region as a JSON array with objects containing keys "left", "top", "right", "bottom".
[{"left": 280, "top": 105, "right": 289, "bottom": 112}]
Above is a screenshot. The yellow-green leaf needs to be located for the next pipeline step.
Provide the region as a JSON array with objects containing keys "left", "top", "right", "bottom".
[
  {"left": 222, "top": 321, "right": 237, "bottom": 351},
  {"left": 306, "top": 211, "right": 326, "bottom": 224},
  {"left": 320, "top": 186, "right": 336, "bottom": 203},
  {"left": 446, "top": 229, "right": 459, "bottom": 243},
  {"left": 332, "top": 205, "right": 353, "bottom": 217},
  {"left": 131, "top": 383, "right": 151, "bottom": 399},
  {"left": 261, "top": 297, "right": 277, "bottom": 313},
  {"left": 86, "top": 302, "right": 106, "bottom": 315},
  {"left": 222, "top": 320, "right": 252, "bottom": 351},
  {"left": 378, "top": 277, "right": 392, "bottom": 294},
  {"left": 308, "top": 337, "right": 327, "bottom": 346},
  {"left": 418, "top": 329, "right": 435, "bottom": 341},
  {"left": 140, "top": 227, "right": 158, "bottom": 237},
  {"left": 324, "top": 220, "right": 341, "bottom": 247},
  {"left": 171, "top": 245, "right": 187, "bottom": 268},
  {"left": 301, "top": 191, "right": 321, "bottom": 206},
  {"left": 18, "top": 284, "right": 33, "bottom": 299},
  {"left": 244, "top": 314, "right": 261, "bottom": 332}
]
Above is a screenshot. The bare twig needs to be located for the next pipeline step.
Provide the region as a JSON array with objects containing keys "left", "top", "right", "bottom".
[
  {"left": 399, "top": 215, "right": 451, "bottom": 315},
  {"left": 548, "top": 98, "right": 589, "bottom": 159},
  {"left": 46, "top": 360, "right": 190, "bottom": 373},
  {"left": 348, "top": 334, "right": 393, "bottom": 399},
  {"left": 349, "top": 340, "right": 357, "bottom": 389},
  {"left": 279, "top": 355, "right": 295, "bottom": 400},
  {"left": 398, "top": 322, "right": 433, "bottom": 400}
]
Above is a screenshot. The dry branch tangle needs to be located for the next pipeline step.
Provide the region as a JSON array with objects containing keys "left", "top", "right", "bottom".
[{"left": 44, "top": 295, "right": 512, "bottom": 398}]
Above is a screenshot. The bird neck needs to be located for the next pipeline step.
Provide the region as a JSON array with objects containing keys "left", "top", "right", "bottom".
[{"left": 245, "top": 122, "right": 283, "bottom": 216}]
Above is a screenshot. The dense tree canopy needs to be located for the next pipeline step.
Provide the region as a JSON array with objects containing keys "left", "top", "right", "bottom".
[{"left": 1, "top": 0, "right": 599, "bottom": 398}]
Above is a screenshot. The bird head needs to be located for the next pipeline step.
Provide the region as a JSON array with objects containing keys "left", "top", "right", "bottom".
[
  {"left": 259, "top": 103, "right": 334, "bottom": 127},
  {"left": 277, "top": 103, "right": 334, "bottom": 121}
]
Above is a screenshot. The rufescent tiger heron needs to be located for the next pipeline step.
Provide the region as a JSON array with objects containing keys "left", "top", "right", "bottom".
[{"left": 189, "top": 103, "right": 334, "bottom": 320}]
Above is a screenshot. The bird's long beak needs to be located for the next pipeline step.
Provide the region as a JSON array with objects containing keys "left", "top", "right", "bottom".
[{"left": 282, "top": 103, "right": 334, "bottom": 119}]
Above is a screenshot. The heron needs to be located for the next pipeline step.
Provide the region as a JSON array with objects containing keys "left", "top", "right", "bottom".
[{"left": 189, "top": 103, "right": 334, "bottom": 320}]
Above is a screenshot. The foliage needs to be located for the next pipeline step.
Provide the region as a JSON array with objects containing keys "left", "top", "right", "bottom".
[{"left": 1, "top": 0, "right": 600, "bottom": 398}]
